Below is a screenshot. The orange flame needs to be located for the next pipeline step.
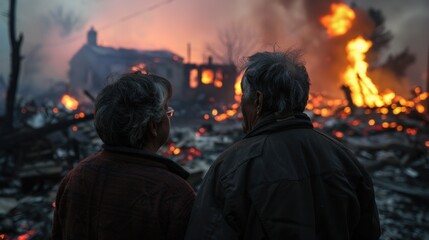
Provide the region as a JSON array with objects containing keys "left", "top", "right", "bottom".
[
  {"left": 234, "top": 71, "right": 244, "bottom": 102},
  {"left": 201, "top": 69, "right": 214, "bottom": 84},
  {"left": 189, "top": 69, "right": 199, "bottom": 88},
  {"left": 344, "top": 36, "right": 395, "bottom": 107},
  {"left": 214, "top": 69, "right": 223, "bottom": 88},
  {"left": 131, "top": 63, "right": 146, "bottom": 72},
  {"left": 61, "top": 94, "right": 79, "bottom": 110},
  {"left": 320, "top": 3, "right": 355, "bottom": 37}
]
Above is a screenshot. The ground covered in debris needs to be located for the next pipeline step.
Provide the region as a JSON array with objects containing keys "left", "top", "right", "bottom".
[{"left": 1, "top": 102, "right": 429, "bottom": 239}]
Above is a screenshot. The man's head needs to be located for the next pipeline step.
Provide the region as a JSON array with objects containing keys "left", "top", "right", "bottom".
[
  {"left": 94, "top": 72, "right": 173, "bottom": 151},
  {"left": 240, "top": 50, "right": 310, "bottom": 133}
]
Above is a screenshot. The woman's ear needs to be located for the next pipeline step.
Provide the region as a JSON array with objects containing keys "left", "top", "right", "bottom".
[
  {"left": 255, "top": 91, "right": 264, "bottom": 116},
  {"left": 148, "top": 121, "right": 158, "bottom": 137}
]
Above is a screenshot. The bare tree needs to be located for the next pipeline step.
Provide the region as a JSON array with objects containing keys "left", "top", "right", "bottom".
[
  {"left": 3, "top": 0, "right": 24, "bottom": 134},
  {"left": 48, "top": 5, "right": 85, "bottom": 37},
  {"left": 206, "top": 22, "right": 260, "bottom": 67}
]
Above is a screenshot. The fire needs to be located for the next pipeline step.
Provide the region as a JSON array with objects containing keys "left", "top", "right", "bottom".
[
  {"left": 61, "top": 94, "right": 79, "bottom": 110},
  {"left": 214, "top": 70, "right": 223, "bottom": 88},
  {"left": 131, "top": 63, "right": 146, "bottom": 72},
  {"left": 201, "top": 69, "right": 214, "bottom": 84},
  {"left": 234, "top": 71, "right": 244, "bottom": 102},
  {"left": 189, "top": 69, "right": 199, "bottom": 88},
  {"left": 17, "top": 230, "right": 37, "bottom": 240},
  {"left": 344, "top": 36, "right": 395, "bottom": 107},
  {"left": 320, "top": 3, "right": 355, "bottom": 37}
]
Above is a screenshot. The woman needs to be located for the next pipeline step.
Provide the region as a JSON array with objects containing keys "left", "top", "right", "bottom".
[{"left": 52, "top": 72, "right": 195, "bottom": 240}]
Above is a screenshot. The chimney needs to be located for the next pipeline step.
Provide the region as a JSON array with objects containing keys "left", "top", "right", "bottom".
[
  {"left": 187, "top": 43, "right": 192, "bottom": 63},
  {"left": 87, "top": 27, "right": 97, "bottom": 46}
]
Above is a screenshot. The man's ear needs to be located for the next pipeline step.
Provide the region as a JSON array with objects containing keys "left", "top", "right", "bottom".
[
  {"left": 255, "top": 91, "right": 263, "bottom": 116},
  {"left": 148, "top": 121, "right": 158, "bottom": 137}
]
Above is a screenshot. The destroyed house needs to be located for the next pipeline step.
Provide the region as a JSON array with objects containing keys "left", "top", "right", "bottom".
[
  {"left": 69, "top": 27, "right": 184, "bottom": 100},
  {"left": 69, "top": 28, "right": 237, "bottom": 104}
]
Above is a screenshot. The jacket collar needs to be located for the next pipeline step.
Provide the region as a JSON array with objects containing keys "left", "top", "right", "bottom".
[
  {"left": 245, "top": 112, "right": 313, "bottom": 139},
  {"left": 102, "top": 144, "right": 190, "bottom": 179}
]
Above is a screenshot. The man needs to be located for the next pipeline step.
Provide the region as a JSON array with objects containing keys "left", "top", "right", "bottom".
[
  {"left": 185, "top": 51, "right": 380, "bottom": 239},
  {"left": 52, "top": 72, "right": 195, "bottom": 240}
]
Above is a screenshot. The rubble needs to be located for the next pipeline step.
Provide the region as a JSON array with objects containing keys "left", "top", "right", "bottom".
[{"left": 1, "top": 87, "right": 429, "bottom": 239}]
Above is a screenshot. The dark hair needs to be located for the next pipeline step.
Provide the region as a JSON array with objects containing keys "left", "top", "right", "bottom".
[
  {"left": 242, "top": 50, "right": 310, "bottom": 114},
  {"left": 94, "top": 72, "right": 172, "bottom": 148}
]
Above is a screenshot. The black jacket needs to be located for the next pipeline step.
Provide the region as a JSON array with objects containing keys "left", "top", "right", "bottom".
[{"left": 185, "top": 113, "right": 380, "bottom": 240}]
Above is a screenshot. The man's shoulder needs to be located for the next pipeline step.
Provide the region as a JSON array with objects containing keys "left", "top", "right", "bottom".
[{"left": 212, "top": 135, "right": 268, "bottom": 177}]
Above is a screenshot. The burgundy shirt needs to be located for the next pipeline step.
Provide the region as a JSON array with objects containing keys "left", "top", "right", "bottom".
[{"left": 52, "top": 146, "right": 195, "bottom": 240}]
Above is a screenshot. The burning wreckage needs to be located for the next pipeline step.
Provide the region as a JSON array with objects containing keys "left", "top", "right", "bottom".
[{"left": 1, "top": 3, "right": 429, "bottom": 240}]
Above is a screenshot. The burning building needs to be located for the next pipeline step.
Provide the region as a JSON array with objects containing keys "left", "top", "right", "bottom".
[
  {"left": 184, "top": 56, "right": 237, "bottom": 104},
  {"left": 69, "top": 28, "right": 238, "bottom": 104}
]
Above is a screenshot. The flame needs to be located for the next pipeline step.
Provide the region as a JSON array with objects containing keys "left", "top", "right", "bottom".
[
  {"left": 61, "top": 94, "right": 79, "bottom": 110},
  {"left": 201, "top": 69, "right": 214, "bottom": 84},
  {"left": 189, "top": 69, "right": 199, "bottom": 88},
  {"left": 214, "top": 69, "right": 223, "bottom": 88},
  {"left": 320, "top": 3, "right": 355, "bottom": 37},
  {"left": 131, "top": 63, "right": 146, "bottom": 72},
  {"left": 234, "top": 71, "right": 244, "bottom": 102},
  {"left": 344, "top": 36, "right": 395, "bottom": 107}
]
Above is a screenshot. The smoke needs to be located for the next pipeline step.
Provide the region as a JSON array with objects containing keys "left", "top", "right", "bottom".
[
  {"left": 0, "top": 0, "right": 427, "bottom": 99},
  {"left": 0, "top": 0, "right": 94, "bottom": 97},
  {"left": 232, "top": 0, "right": 428, "bottom": 97}
]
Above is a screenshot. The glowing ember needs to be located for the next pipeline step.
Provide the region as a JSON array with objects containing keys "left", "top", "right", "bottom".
[
  {"left": 344, "top": 36, "right": 395, "bottom": 107},
  {"left": 416, "top": 104, "right": 425, "bottom": 113},
  {"left": 212, "top": 109, "right": 218, "bottom": 116},
  {"left": 214, "top": 80, "right": 223, "bottom": 88},
  {"left": 61, "top": 94, "right": 79, "bottom": 110},
  {"left": 320, "top": 3, "right": 355, "bottom": 37},
  {"left": 131, "top": 63, "right": 146, "bottom": 72},
  {"left": 189, "top": 69, "right": 199, "bottom": 88},
  {"left": 173, "top": 148, "right": 181, "bottom": 155},
  {"left": 201, "top": 69, "right": 214, "bottom": 84},
  {"left": 203, "top": 114, "right": 210, "bottom": 120},
  {"left": 334, "top": 131, "right": 344, "bottom": 138},
  {"left": 17, "top": 230, "right": 37, "bottom": 240}
]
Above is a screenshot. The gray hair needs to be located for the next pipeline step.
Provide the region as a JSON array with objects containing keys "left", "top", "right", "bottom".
[
  {"left": 94, "top": 72, "right": 172, "bottom": 149},
  {"left": 241, "top": 50, "right": 310, "bottom": 114}
]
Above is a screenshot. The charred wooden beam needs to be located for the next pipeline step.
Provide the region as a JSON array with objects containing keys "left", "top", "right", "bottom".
[{"left": 341, "top": 85, "right": 356, "bottom": 113}]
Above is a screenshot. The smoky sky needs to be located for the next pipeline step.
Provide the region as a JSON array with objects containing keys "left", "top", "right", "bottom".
[{"left": 0, "top": 0, "right": 427, "bottom": 97}]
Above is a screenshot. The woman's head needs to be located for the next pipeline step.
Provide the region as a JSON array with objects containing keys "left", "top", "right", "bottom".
[{"left": 94, "top": 72, "right": 173, "bottom": 151}]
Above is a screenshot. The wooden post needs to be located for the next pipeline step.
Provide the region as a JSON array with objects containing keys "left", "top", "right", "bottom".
[{"left": 341, "top": 85, "right": 356, "bottom": 114}]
